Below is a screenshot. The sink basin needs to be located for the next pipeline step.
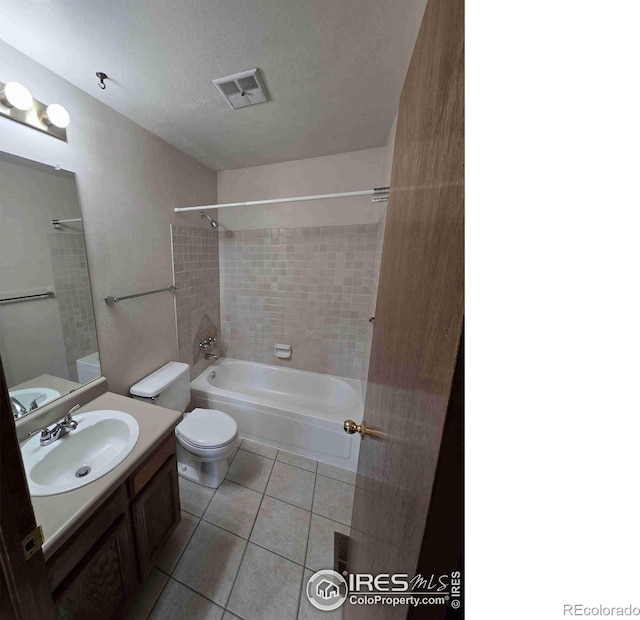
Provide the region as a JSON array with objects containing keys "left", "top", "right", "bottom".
[
  {"left": 21, "top": 410, "right": 139, "bottom": 496},
  {"left": 10, "top": 388, "right": 61, "bottom": 417}
]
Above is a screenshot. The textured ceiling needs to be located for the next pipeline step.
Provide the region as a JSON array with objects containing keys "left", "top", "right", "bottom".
[{"left": 0, "top": 0, "right": 427, "bottom": 171}]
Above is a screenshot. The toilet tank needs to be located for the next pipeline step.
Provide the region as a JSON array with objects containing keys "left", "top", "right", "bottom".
[{"left": 129, "top": 361, "right": 190, "bottom": 412}]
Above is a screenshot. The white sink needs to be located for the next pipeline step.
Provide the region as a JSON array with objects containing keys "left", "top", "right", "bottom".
[
  {"left": 21, "top": 410, "right": 139, "bottom": 496},
  {"left": 10, "top": 388, "right": 61, "bottom": 415}
]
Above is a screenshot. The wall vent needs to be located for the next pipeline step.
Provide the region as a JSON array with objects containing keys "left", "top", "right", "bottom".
[
  {"left": 213, "top": 68, "right": 269, "bottom": 109},
  {"left": 334, "top": 532, "right": 352, "bottom": 575}
]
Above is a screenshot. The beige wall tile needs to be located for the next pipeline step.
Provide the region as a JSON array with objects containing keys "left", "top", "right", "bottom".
[
  {"left": 219, "top": 223, "right": 383, "bottom": 380},
  {"left": 172, "top": 225, "right": 221, "bottom": 379}
]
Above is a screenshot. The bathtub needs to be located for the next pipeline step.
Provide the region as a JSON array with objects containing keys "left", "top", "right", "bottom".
[{"left": 191, "top": 358, "right": 362, "bottom": 472}]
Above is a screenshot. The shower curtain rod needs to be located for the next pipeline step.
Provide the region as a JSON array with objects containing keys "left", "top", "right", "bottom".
[
  {"left": 174, "top": 187, "right": 389, "bottom": 213},
  {"left": 51, "top": 218, "right": 82, "bottom": 229}
]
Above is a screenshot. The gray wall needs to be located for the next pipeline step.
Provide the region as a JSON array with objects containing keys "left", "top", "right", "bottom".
[
  {"left": 217, "top": 147, "right": 386, "bottom": 231},
  {"left": 0, "top": 42, "right": 217, "bottom": 395}
]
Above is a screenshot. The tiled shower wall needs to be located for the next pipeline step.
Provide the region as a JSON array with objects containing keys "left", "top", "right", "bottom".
[
  {"left": 171, "top": 225, "right": 221, "bottom": 379},
  {"left": 47, "top": 231, "right": 98, "bottom": 381},
  {"left": 360, "top": 213, "right": 386, "bottom": 393},
  {"left": 219, "top": 224, "right": 381, "bottom": 380}
]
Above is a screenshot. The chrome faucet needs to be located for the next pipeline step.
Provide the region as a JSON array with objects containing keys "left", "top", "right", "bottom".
[
  {"left": 27, "top": 404, "right": 81, "bottom": 447},
  {"left": 199, "top": 336, "right": 219, "bottom": 360},
  {"left": 10, "top": 397, "right": 28, "bottom": 420},
  {"left": 28, "top": 393, "right": 46, "bottom": 412}
]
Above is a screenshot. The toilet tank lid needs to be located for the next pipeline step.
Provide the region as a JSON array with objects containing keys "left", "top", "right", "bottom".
[{"left": 130, "top": 361, "right": 190, "bottom": 398}]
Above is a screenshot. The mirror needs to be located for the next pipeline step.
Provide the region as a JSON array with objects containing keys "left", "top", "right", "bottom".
[{"left": 0, "top": 152, "right": 101, "bottom": 419}]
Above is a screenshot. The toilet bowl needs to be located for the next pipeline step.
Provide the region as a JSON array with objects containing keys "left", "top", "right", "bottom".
[
  {"left": 174, "top": 408, "right": 238, "bottom": 488},
  {"left": 129, "top": 361, "right": 238, "bottom": 488}
]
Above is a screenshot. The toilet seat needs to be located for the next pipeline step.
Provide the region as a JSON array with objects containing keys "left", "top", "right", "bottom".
[{"left": 175, "top": 408, "right": 238, "bottom": 449}]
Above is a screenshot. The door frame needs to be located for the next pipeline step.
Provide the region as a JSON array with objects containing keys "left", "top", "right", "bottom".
[{"left": 0, "top": 354, "right": 54, "bottom": 619}]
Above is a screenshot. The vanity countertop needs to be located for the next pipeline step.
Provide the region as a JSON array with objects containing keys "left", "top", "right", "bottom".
[
  {"left": 27, "top": 391, "right": 182, "bottom": 560},
  {"left": 11, "top": 373, "right": 81, "bottom": 396}
]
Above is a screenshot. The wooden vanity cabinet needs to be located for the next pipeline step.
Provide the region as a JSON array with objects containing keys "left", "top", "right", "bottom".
[
  {"left": 48, "top": 486, "right": 137, "bottom": 619},
  {"left": 46, "top": 432, "right": 181, "bottom": 618},
  {"left": 129, "top": 437, "right": 181, "bottom": 577},
  {"left": 52, "top": 513, "right": 137, "bottom": 619}
]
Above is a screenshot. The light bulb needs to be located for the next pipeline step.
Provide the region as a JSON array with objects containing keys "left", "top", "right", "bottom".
[
  {"left": 0, "top": 81, "right": 34, "bottom": 111},
  {"left": 42, "top": 103, "right": 70, "bottom": 129}
]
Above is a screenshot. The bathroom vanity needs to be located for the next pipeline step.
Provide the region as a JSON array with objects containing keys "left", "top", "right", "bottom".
[{"left": 21, "top": 389, "right": 182, "bottom": 618}]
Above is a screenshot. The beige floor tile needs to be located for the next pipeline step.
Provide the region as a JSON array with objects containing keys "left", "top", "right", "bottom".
[
  {"left": 173, "top": 521, "right": 247, "bottom": 607},
  {"left": 305, "top": 514, "right": 350, "bottom": 572},
  {"left": 277, "top": 451, "right": 318, "bottom": 473},
  {"left": 227, "top": 543, "right": 303, "bottom": 620},
  {"left": 149, "top": 578, "right": 223, "bottom": 619},
  {"left": 241, "top": 438, "right": 278, "bottom": 459},
  {"left": 202, "top": 480, "right": 262, "bottom": 539},
  {"left": 316, "top": 462, "right": 356, "bottom": 485},
  {"left": 227, "top": 449, "right": 274, "bottom": 493},
  {"left": 265, "top": 461, "right": 315, "bottom": 510},
  {"left": 312, "top": 476, "right": 354, "bottom": 526},
  {"left": 179, "top": 476, "right": 216, "bottom": 517},
  {"left": 250, "top": 496, "right": 311, "bottom": 564}
]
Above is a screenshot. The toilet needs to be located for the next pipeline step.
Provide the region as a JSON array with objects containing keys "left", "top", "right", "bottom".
[{"left": 129, "top": 361, "right": 238, "bottom": 488}]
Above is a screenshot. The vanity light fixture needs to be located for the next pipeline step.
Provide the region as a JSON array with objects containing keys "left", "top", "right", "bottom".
[
  {"left": 0, "top": 80, "right": 69, "bottom": 141},
  {"left": 41, "top": 103, "right": 70, "bottom": 129},
  {"left": 0, "top": 81, "right": 34, "bottom": 110}
]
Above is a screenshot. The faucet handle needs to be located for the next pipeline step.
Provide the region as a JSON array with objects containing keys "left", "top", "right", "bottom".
[
  {"left": 28, "top": 393, "right": 47, "bottom": 412},
  {"left": 28, "top": 426, "right": 51, "bottom": 438},
  {"left": 64, "top": 404, "right": 80, "bottom": 428}
]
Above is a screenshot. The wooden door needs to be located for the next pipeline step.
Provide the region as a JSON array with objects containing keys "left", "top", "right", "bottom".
[
  {"left": 346, "top": 0, "right": 464, "bottom": 618},
  {"left": 0, "top": 355, "right": 55, "bottom": 619}
]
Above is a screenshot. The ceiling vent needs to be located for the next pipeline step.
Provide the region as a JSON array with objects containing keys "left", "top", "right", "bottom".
[{"left": 213, "top": 68, "right": 269, "bottom": 109}]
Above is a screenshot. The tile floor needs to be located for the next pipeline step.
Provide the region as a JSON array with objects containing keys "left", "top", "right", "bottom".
[{"left": 120, "top": 438, "right": 355, "bottom": 620}]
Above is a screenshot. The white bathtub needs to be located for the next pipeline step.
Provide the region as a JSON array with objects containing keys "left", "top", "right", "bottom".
[{"left": 191, "top": 358, "right": 362, "bottom": 471}]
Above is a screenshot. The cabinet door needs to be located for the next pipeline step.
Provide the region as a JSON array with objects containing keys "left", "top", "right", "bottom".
[
  {"left": 54, "top": 514, "right": 137, "bottom": 619},
  {"left": 131, "top": 455, "right": 181, "bottom": 577}
]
